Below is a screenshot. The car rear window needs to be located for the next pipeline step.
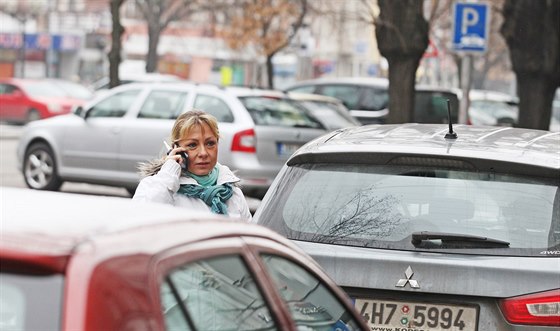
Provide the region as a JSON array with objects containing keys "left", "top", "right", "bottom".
[
  {"left": 0, "top": 272, "right": 64, "bottom": 330},
  {"left": 239, "top": 96, "right": 322, "bottom": 128},
  {"left": 257, "top": 163, "right": 559, "bottom": 257}
]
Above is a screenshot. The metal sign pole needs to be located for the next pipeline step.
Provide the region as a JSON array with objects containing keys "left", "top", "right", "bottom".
[
  {"left": 459, "top": 54, "right": 472, "bottom": 124},
  {"left": 451, "top": 1, "right": 490, "bottom": 125}
]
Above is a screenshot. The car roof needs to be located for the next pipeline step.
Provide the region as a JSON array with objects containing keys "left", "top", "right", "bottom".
[
  {"left": 107, "top": 82, "right": 300, "bottom": 99},
  {"left": 1, "top": 188, "right": 291, "bottom": 271},
  {"left": 290, "top": 124, "right": 560, "bottom": 171},
  {"left": 287, "top": 76, "right": 389, "bottom": 88},
  {"left": 0, "top": 78, "right": 47, "bottom": 85},
  {"left": 415, "top": 84, "right": 462, "bottom": 95}
]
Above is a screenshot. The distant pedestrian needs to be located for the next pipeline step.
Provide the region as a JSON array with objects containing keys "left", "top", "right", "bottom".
[{"left": 133, "top": 110, "right": 252, "bottom": 221}]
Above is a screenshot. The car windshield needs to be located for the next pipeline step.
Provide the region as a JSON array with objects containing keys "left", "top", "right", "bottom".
[
  {"left": 239, "top": 96, "right": 323, "bottom": 128},
  {"left": 297, "top": 100, "right": 357, "bottom": 130},
  {"left": 0, "top": 272, "right": 64, "bottom": 330},
  {"left": 257, "top": 163, "right": 559, "bottom": 256},
  {"left": 20, "top": 81, "right": 67, "bottom": 98}
]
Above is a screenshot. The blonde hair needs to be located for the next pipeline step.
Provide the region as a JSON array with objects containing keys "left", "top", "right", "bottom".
[
  {"left": 138, "top": 110, "right": 220, "bottom": 177},
  {"left": 171, "top": 109, "right": 220, "bottom": 143}
]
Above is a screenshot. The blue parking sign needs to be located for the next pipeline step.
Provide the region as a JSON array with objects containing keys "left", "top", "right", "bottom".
[{"left": 452, "top": 2, "right": 490, "bottom": 52}]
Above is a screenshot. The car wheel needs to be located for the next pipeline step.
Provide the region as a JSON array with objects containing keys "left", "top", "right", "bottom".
[
  {"left": 24, "top": 142, "right": 63, "bottom": 191},
  {"left": 26, "top": 109, "right": 41, "bottom": 123}
]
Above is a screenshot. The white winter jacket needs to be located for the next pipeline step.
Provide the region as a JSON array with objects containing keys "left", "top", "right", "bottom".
[{"left": 133, "top": 160, "right": 252, "bottom": 221}]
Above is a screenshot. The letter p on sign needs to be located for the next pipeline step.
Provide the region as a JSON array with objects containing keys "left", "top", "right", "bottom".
[{"left": 461, "top": 8, "right": 479, "bottom": 35}]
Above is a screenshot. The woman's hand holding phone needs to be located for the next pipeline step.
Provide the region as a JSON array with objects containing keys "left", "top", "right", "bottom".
[{"left": 164, "top": 141, "right": 188, "bottom": 170}]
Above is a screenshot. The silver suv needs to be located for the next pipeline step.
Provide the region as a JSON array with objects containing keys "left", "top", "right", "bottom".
[
  {"left": 254, "top": 123, "right": 560, "bottom": 330},
  {"left": 17, "top": 83, "right": 348, "bottom": 198}
]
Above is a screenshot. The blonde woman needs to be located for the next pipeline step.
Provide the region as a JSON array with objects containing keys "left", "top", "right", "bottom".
[{"left": 133, "top": 110, "right": 252, "bottom": 221}]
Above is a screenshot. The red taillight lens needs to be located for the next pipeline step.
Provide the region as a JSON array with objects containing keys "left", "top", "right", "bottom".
[
  {"left": 231, "top": 129, "right": 256, "bottom": 153},
  {"left": 499, "top": 289, "right": 560, "bottom": 326}
]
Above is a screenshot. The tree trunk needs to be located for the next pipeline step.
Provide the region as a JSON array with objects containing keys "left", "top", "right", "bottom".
[
  {"left": 375, "top": 0, "right": 429, "bottom": 123},
  {"left": 145, "top": 26, "right": 162, "bottom": 73},
  {"left": 517, "top": 75, "right": 556, "bottom": 129},
  {"left": 501, "top": 0, "right": 560, "bottom": 130},
  {"left": 266, "top": 55, "right": 274, "bottom": 89},
  {"left": 108, "top": 0, "right": 125, "bottom": 88},
  {"left": 387, "top": 57, "right": 421, "bottom": 123}
]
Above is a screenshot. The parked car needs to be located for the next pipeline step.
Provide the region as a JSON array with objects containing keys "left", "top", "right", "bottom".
[
  {"left": 0, "top": 78, "right": 88, "bottom": 124},
  {"left": 17, "top": 83, "right": 335, "bottom": 198},
  {"left": 285, "top": 77, "right": 390, "bottom": 124},
  {"left": 468, "top": 89, "right": 518, "bottom": 126},
  {"left": 253, "top": 123, "right": 560, "bottom": 331},
  {"left": 284, "top": 77, "right": 461, "bottom": 124},
  {"left": 0, "top": 187, "right": 367, "bottom": 331}
]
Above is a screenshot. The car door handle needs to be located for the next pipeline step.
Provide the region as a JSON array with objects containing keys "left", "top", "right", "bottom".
[{"left": 111, "top": 127, "right": 122, "bottom": 134}]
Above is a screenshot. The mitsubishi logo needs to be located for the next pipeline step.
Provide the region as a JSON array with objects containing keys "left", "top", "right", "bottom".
[{"left": 395, "top": 266, "right": 420, "bottom": 289}]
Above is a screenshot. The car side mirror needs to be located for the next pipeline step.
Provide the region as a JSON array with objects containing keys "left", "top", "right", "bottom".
[{"left": 73, "top": 105, "right": 84, "bottom": 117}]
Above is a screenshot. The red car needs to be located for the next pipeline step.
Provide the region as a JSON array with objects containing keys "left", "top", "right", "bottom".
[
  {"left": 0, "top": 188, "right": 367, "bottom": 331},
  {"left": 0, "top": 78, "right": 91, "bottom": 123}
]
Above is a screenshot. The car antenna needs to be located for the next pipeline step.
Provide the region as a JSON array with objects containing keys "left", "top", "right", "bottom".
[{"left": 444, "top": 99, "right": 458, "bottom": 139}]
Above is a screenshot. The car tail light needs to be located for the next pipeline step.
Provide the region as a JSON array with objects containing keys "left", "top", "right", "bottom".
[
  {"left": 499, "top": 289, "right": 560, "bottom": 326},
  {"left": 231, "top": 129, "right": 256, "bottom": 153}
]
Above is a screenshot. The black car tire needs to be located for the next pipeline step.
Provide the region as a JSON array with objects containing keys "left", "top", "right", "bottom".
[
  {"left": 26, "top": 108, "right": 41, "bottom": 123},
  {"left": 23, "top": 142, "right": 63, "bottom": 191}
]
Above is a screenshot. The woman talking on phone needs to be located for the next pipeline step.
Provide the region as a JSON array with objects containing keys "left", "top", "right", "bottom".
[{"left": 133, "top": 110, "right": 252, "bottom": 221}]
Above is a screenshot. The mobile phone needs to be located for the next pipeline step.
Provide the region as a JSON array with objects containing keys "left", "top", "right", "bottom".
[{"left": 164, "top": 141, "right": 188, "bottom": 170}]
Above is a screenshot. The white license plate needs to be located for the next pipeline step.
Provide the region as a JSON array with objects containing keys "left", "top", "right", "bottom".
[
  {"left": 276, "top": 142, "right": 301, "bottom": 157},
  {"left": 354, "top": 298, "right": 478, "bottom": 331}
]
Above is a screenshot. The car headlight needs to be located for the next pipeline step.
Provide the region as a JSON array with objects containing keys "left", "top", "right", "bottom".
[{"left": 48, "top": 103, "right": 63, "bottom": 113}]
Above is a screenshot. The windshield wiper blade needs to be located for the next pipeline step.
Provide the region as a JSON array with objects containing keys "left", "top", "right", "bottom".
[{"left": 411, "top": 231, "right": 510, "bottom": 248}]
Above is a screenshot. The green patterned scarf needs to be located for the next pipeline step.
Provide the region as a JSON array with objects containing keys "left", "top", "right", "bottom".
[{"left": 178, "top": 166, "right": 233, "bottom": 215}]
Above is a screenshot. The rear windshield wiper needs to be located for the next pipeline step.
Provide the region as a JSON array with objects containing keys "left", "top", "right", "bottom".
[{"left": 412, "top": 231, "right": 510, "bottom": 248}]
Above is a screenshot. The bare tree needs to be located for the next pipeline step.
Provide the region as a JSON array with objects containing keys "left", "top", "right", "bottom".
[
  {"left": 109, "top": 0, "right": 126, "bottom": 88},
  {"left": 135, "top": 0, "right": 206, "bottom": 73},
  {"left": 222, "top": 0, "right": 308, "bottom": 89},
  {"left": 501, "top": 0, "right": 560, "bottom": 130},
  {"left": 375, "top": 0, "right": 429, "bottom": 123}
]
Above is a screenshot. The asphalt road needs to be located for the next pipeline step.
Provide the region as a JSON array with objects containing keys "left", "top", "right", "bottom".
[{"left": 0, "top": 123, "right": 261, "bottom": 211}]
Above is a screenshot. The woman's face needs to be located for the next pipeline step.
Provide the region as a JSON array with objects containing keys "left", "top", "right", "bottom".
[{"left": 177, "top": 122, "right": 218, "bottom": 176}]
